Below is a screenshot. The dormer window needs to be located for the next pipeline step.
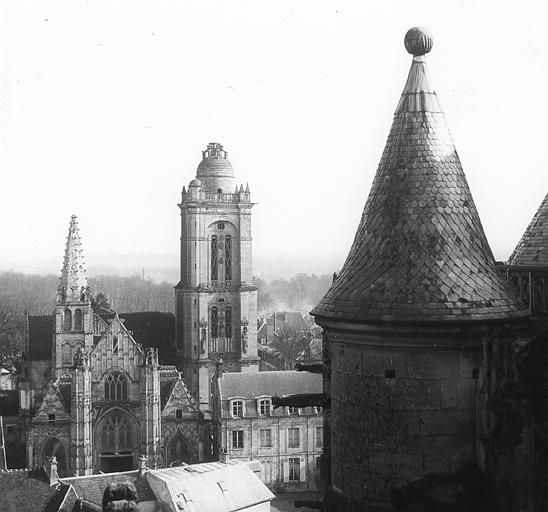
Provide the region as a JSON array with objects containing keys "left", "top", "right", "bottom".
[
  {"left": 287, "top": 406, "right": 299, "bottom": 415},
  {"left": 258, "top": 398, "right": 271, "bottom": 416},
  {"left": 231, "top": 400, "right": 244, "bottom": 417}
]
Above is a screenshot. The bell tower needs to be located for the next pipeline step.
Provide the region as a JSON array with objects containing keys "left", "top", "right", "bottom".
[
  {"left": 176, "top": 143, "right": 259, "bottom": 417},
  {"left": 53, "top": 215, "right": 94, "bottom": 377}
]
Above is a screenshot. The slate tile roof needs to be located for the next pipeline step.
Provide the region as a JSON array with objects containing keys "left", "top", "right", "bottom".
[
  {"left": 219, "top": 370, "right": 322, "bottom": 401},
  {"left": 62, "top": 470, "right": 155, "bottom": 508},
  {"left": 0, "top": 469, "right": 55, "bottom": 512},
  {"left": 29, "top": 312, "right": 176, "bottom": 365},
  {"left": 312, "top": 38, "right": 528, "bottom": 324},
  {"left": 508, "top": 193, "right": 548, "bottom": 267},
  {"left": 103, "top": 312, "right": 176, "bottom": 365},
  {"left": 28, "top": 315, "right": 54, "bottom": 361}
]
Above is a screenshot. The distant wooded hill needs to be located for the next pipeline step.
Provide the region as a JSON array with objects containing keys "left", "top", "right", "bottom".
[{"left": 0, "top": 271, "right": 332, "bottom": 357}]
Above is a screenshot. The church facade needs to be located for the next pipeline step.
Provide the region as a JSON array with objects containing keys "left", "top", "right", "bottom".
[
  {"left": 21, "top": 216, "right": 201, "bottom": 476},
  {"left": 175, "top": 142, "right": 259, "bottom": 417}
]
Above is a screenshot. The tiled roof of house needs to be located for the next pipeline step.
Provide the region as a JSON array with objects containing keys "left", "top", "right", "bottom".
[
  {"left": 28, "top": 315, "right": 54, "bottom": 361},
  {"left": 0, "top": 469, "right": 55, "bottom": 512},
  {"left": 219, "top": 370, "right": 322, "bottom": 401},
  {"left": 312, "top": 28, "right": 528, "bottom": 324},
  {"left": 62, "top": 471, "right": 155, "bottom": 508},
  {"left": 508, "top": 193, "right": 548, "bottom": 267},
  {"left": 269, "top": 312, "right": 309, "bottom": 334}
]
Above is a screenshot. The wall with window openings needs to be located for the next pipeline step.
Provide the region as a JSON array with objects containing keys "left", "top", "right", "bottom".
[{"left": 218, "top": 397, "right": 323, "bottom": 490}]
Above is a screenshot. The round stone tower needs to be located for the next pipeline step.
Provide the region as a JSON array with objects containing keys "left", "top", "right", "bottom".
[{"left": 311, "top": 28, "right": 529, "bottom": 510}]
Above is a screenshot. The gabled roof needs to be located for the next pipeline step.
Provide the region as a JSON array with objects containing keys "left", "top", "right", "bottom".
[
  {"left": 269, "top": 312, "right": 309, "bottom": 334},
  {"left": 145, "top": 461, "right": 274, "bottom": 512},
  {"left": 35, "top": 380, "right": 69, "bottom": 420},
  {"left": 62, "top": 470, "right": 155, "bottom": 507},
  {"left": 218, "top": 370, "right": 322, "bottom": 401},
  {"left": 508, "top": 193, "right": 548, "bottom": 267},
  {"left": 161, "top": 375, "right": 199, "bottom": 415},
  {"left": 28, "top": 315, "right": 54, "bottom": 361},
  {"left": 98, "top": 312, "right": 175, "bottom": 365},
  {"left": 312, "top": 28, "right": 528, "bottom": 325}
]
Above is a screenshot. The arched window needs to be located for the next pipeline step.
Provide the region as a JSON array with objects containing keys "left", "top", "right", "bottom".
[
  {"left": 112, "top": 336, "right": 119, "bottom": 355},
  {"left": 101, "top": 414, "right": 132, "bottom": 451},
  {"left": 211, "top": 307, "right": 218, "bottom": 338},
  {"left": 74, "top": 309, "right": 83, "bottom": 331},
  {"left": 104, "top": 373, "right": 128, "bottom": 401},
  {"left": 224, "top": 235, "right": 232, "bottom": 281},
  {"left": 167, "top": 433, "right": 189, "bottom": 466},
  {"left": 211, "top": 235, "right": 218, "bottom": 281},
  {"left": 64, "top": 309, "right": 72, "bottom": 331}
]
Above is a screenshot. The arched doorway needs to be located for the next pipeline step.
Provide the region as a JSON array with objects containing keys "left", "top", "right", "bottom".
[
  {"left": 95, "top": 410, "right": 137, "bottom": 473},
  {"left": 42, "top": 438, "right": 67, "bottom": 477},
  {"left": 166, "top": 431, "right": 190, "bottom": 466}
]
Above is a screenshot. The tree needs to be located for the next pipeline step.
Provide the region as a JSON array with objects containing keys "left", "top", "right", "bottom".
[
  {"left": 269, "top": 325, "right": 311, "bottom": 370},
  {"left": 91, "top": 292, "right": 113, "bottom": 315},
  {"left": 0, "top": 301, "right": 24, "bottom": 358}
]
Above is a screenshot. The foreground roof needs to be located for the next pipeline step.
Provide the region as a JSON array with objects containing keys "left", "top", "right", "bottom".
[
  {"left": 508, "top": 193, "right": 548, "bottom": 267},
  {"left": 218, "top": 370, "right": 322, "bottom": 400},
  {"left": 0, "top": 469, "right": 56, "bottom": 512},
  {"left": 146, "top": 461, "right": 274, "bottom": 512},
  {"left": 312, "top": 27, "right": 528, "bottom": 324},
  {"left": 62, "top": 470, "right": 155, "bottom": 507}
]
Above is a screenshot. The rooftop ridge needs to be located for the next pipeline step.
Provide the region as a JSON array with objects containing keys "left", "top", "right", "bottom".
[
  {"left": 312, "top": 27, "right": 528, "bottom": 324},
  {"left": 61, "top": 470, "right": 139, "bottom": 482}
]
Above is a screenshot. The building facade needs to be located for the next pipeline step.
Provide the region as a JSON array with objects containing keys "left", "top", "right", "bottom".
[
  {"left": 175, "top": 143, "right": 259, "bottom": 417},
  {"left": 214, "top": 370, "right": 323, "bottom": 491},
  {"left": 20, "top": 216, "right": 201, "bottom": 476},
  {"left": 311, "top": 28, "right": 530, "bottom": 510}
]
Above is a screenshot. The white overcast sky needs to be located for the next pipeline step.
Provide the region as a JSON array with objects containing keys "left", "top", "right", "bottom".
[{"left": 1, "top": 0, "right": 547, "bottom": 279}]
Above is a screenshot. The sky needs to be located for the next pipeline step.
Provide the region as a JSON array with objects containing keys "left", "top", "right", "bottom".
[{"left": 1, "top": 0, "right": 547, "bottom": 280}]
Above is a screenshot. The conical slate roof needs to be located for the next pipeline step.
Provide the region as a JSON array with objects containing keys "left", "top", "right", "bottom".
[
  {"left": 312, "top": 28, "right": 528, "bottom": 324},
  {"left": 508, "top": 193, "right": 548, "bottom": 267},
  {"left": 59, "top": 215, "right": 88, "bottom": 302}
]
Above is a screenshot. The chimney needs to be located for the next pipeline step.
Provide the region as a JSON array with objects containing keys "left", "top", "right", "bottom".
[
  {"left": 49, "top": 456, "right": 60, "bottom": 486},
  {"left": 139, "top": 455, "right": 148, "bottom": 477}
]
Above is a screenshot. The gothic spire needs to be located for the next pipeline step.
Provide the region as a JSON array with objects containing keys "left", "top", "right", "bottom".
[
  {"left": 313, "top": 27, "right": 527, "bottom": 324},
  {"left": 58, "top": 215, "right": 88, "bottom": 303}
]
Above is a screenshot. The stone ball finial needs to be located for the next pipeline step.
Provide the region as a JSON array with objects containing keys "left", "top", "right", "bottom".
[{"left": 404, "top": 27, "right": 433, "bottom": 56}]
